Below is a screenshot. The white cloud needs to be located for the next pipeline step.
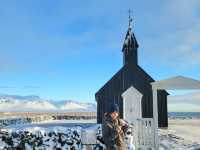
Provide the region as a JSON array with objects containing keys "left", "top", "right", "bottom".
[
  {"left": 164, "top": 24, "right": 200, "bottom": 69},
  {"left": 168, "top": 91, "right": 200, "bottom": 112},
  {"left": 168, "top": 103, "right": 200, "bottom": 112},
  {"left": 143, "top": 0, "right": 200, "bottom": 71},
  {"left": 161, "top": 0, "right": 200, "bottom": 26}
]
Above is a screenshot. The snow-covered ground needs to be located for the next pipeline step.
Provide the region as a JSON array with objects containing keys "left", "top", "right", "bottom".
[
  {"left": 1, "top": 119, "right": 200, "bottom": 150},
  {"left": 6, "top": 119, "right": 97, "bottom": 131},
  {"left": 0, "top": 122, "right": 103, "bottom": 150},
  {"left": 40, "top": 119, "right": 97, "bottom": 124},
  {"left": 159, "top": 119, "right": 200, "bottom": 150},
  {"left": 168, "top": 119, "right": 200, "bottom": 143}
]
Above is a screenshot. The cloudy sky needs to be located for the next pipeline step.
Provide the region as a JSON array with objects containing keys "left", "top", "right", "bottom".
[{"left": 0, "top": 0, "right": 200, "bottom": 111}]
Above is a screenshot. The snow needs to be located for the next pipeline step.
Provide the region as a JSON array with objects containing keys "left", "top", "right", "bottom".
[
  {"left": 123, "top": 28, "right": 134, "bottom": 47},
  {"left": 167, "top": 119, "right": 200, "bottom": 143},
  {"left": 0, "top": 95, "right": 96, "bottom": 112},
  {"left": 0, "top": 122, "right": 102, "bottom": 150},
  {"left": 0, "top": 108, "right": 200, "bottom": 150},
  {"left": 159, "top": 119, "right": 200, "bottom": 150},
  {"left": 60, "top": 102, "right": 89, "bottom": 110},
  {"left": 39, "top": 119, "right": 97, "bottom": 124},
  {"left": 0, "top": 140, "right": 7, "bottom": 149},
  {"left": 1, "top": 118, "right": 200, "bottom": 149}
]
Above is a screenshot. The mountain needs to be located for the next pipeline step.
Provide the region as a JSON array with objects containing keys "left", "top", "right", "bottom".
[
  {"left": 0, "top": 95, "right": 96, "bottom": 112},
  {"left": 53, "top": 100, "right": 96, "bottom": 112}
]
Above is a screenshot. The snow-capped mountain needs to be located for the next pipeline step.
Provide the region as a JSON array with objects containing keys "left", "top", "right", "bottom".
[
  {"left": 54, "top": 100, "right": 96, "bottom": 112},
  {"left": 0, "top": 95, "right": 96, "bottom": 112}
]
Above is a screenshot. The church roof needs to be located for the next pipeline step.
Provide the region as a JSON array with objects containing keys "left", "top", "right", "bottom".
[
  {"left": 122, "top": 26, "right": 139, "bottom": 51},
  {"left": 95, "top": 61, "right": 169, "bottom": 97},
  {"left": 96, "top": 64, "right": 154, "bottom": 95}
]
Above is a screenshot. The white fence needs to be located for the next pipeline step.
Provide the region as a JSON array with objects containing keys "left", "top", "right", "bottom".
[
  {"left": 133, "top": 118, "right": 155, "bottom": 150},
  {"left": 79, "top": 118, "right": 155, "bottom": 150}
]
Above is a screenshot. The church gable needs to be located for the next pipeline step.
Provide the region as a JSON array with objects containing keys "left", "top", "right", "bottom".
[{"left": 95, "top": 63, "right": 154, "bottom": 102}]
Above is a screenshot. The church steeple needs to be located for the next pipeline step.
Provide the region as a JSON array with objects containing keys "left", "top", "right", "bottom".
[{"left": 122, "top": 10, "right": 139, "bottom": 65}]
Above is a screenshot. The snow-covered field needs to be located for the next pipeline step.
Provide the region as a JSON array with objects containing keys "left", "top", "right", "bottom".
[
  {"left": 159, "top": 119, "right": 200, "bottom": 150},
  {"left": 168, "top": 119, "right": 200, "bottom": 143},
  {"left": 1, "top": 119, "right": 200, "bottom": 150}
]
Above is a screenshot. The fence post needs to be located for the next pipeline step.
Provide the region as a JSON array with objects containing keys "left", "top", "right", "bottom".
[{"left": 153, "top": 89, "right": 159, "bottom": 150}]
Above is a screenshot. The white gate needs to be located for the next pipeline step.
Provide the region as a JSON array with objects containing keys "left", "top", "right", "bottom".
[{"left": 133, "top": 118, "right": 155, "bottom": 150}]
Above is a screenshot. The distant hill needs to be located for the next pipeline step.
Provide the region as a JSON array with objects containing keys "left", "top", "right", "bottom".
[{"left": 0, "top": 95, "right": 96, "bottom": 112}]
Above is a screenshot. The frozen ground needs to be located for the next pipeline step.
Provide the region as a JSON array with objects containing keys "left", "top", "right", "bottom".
[
  {"left": 159, "top": 119, "right": 200, "bottom": 150},
  {"left": 0, "top": 122, "right": 103, "bottom": 150},
  {"left": 40, "top": 119, "right": 97, "bottom": 124},
  {"left": 168, "top": 119, "right": 200, "bottom": 143},
  {"left": 1, "top": 119, "right": 200, "bottom": 150}
]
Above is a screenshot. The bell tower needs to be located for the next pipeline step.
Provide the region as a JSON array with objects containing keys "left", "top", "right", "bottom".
[{"left": 122, "top": 10, "right": 139, "bottom": 65}]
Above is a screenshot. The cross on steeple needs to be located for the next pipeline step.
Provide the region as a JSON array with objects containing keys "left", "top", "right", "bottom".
[
  {"left": 122, "top": 9, "right": 139, "bottom": 65},
  {"left": 128, "top": 9, "right": 133, "bottom": 28}
]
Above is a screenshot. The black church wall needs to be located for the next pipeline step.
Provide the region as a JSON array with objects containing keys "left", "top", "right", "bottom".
[
  {"left": 95, "top": 63, "right": 168, "bottom": 128},
  {"left": 157, "top": 90, "right": 168, "bottom": 127}
]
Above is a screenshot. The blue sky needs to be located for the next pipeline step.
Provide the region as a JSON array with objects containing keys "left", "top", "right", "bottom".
[{"left": 0, "top": 0, "right": 200, "bottom": 109}]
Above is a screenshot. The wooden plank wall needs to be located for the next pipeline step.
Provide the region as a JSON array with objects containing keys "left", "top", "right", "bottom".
[{"left": 95, "top": 64, "right": 168, "bottom": 127}]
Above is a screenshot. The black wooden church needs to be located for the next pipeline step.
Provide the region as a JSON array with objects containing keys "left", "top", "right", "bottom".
[{"left": 95, "top": 20, "right": 168, "bottom": 127}]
